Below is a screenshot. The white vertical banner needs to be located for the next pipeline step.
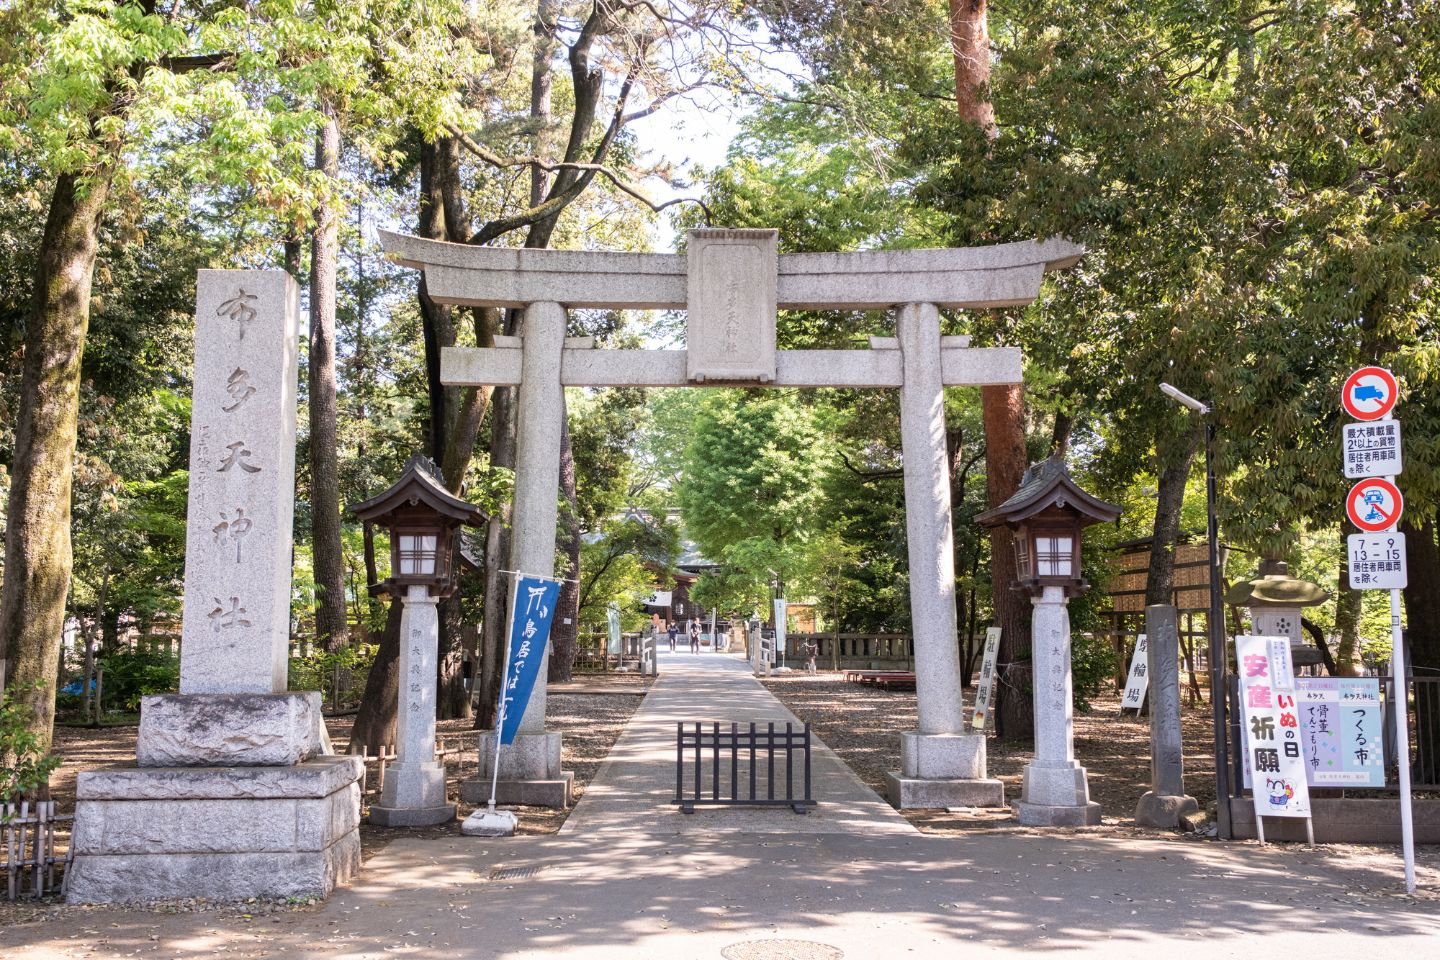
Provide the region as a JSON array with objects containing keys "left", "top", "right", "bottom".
[
  {"left": 1121, "top": 633, "right": 1150, "bottom": 711},
  {"left": 605, "top": 602, "right": 622, "bottom": 655},
  {"left": 773, "top": 598, "right": 788, "bottom": 657},
  {"left": 1236, "top": 635, "right": 1311, "bottom": 819},
  {"left": 970, "top": 627, "right": 1002, "bottom": 731}
]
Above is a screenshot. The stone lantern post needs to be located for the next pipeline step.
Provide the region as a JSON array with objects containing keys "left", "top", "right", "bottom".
[
  {"left": 978, "top": 456, "right": 1122, "bottom": 827},
  {"left": 1225, "top": 560, "right": 1333, "bottom": 672},
  {"left": 354, "top": 455, "right": 484, "bottom": 826}
]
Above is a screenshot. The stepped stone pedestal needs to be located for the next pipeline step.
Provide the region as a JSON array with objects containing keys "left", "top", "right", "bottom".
[
  {"left": 67, "top": 742, "right": 361, "bottom": 903},
  {"left": 461, "top": 731, "right": 573, "bottom": 809}
]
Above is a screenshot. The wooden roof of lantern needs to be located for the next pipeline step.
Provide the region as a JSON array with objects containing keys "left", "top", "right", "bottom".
[
  {"left": 976, "top": 454, "right": 1123, "bottom": 528},
  {"left": 353, "top": 455, "right": 486, "bottom": 527}
]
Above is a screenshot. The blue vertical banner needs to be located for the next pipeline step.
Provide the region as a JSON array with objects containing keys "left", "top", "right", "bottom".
[{"left": 498, "top": 573, "right": 562, "bottom": 745}]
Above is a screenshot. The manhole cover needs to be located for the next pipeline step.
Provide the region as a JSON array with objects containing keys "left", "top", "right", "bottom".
[
  {"left": 488, "top": 865, "right": 542, "bottom": 881},
  {"left": 720, "top": 940, "right": 844, "bottom": 960}
]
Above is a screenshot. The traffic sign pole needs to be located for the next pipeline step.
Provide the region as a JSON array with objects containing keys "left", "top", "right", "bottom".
[
  {"left": 1379, "top": 414, "right": 1416, "bottom": 895},
  {"left": 1339, "top": 369, "right": 1414, "bottom": 894},
  {"left": 1390, "top": 576, "right": 1415, "bottom": 893}
]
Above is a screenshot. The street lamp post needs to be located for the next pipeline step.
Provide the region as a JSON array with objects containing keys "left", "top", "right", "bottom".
[{"left": 1160, "top": 383, "right": 1231, "bottom": 840}]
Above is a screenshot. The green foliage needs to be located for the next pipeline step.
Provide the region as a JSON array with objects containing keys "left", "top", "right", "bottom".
[
  {"left": 678, "top": 391, "right": 831, "bottom": 599},
  {"left": 95, "top": 648, "right": 180, "bottom": 713},
  {"left": 577, "top": 516, "right": 682, "bottom": 631},
  {"left": 288, "top": 643, "right": 376, "bottom": 711},
  {"left": 0, "top": 684, "right": 63, "bottom": 813}
]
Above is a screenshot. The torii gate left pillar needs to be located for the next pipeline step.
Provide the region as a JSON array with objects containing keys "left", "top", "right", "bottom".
[{"left": 382, "top": 228, "right": 1082, "bottom": 810}]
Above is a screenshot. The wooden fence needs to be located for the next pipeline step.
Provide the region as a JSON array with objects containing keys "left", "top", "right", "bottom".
[{"left": 3, "top": 800, "right": 72, "bottom": 900}]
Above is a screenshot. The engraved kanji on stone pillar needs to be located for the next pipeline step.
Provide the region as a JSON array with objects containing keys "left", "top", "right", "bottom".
[
  {"left": 686, "top": 228, "right": 778, "bottom": 383},
  {"left": 179, "top": 270, "right": 300, "bottom": 694}
]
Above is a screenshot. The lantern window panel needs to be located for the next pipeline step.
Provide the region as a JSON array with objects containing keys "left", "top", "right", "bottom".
[
  {"left": 1015, "top": 536, "right": 1032, "bottom": 578},
  {"left": 1035, "top": 535, "right": 1075, "bottom": 577},
  {"left": 398, "top": 534, "right": 439, "bottom": 576}
]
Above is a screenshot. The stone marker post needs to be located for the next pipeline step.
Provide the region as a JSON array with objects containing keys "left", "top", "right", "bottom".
[
  {"left": 370, "top": 584, "right": 456, "bottom": 825},
  {"left": 1015, "top": 585, "right": 1102, "bottom": 826},
  {"left": 885, "top": 302, "right": 1004, "bottom": 809},
  {"left": 68, "top": 271, "right": 362, "bottom": 904},
  {"left": 1134, "top": 604, "right": 1199, "bottom": 827}
]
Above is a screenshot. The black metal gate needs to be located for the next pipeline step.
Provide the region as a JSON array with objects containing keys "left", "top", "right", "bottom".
[{"left": 674, "top": 721, "right": 816, "bottom": 814}]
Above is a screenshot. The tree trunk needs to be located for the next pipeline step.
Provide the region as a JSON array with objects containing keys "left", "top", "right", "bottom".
[
  {"left": 436, "top": 593, "right": 473, "bottom": 720},
  {"left": 1402, "top": 517, "right": 1440, "bottom": 672},
  {"left": 348, "top": 599, "right": 403, "bottom": 754},
  {"left": 308, "top": 108, "right": 349, "bottom": 651},
  {"left": 81, "top": 619, "right": 97, "bottom": 726},
  {"left": 0, "top": 167, "right": 114, "bottom": 751},
  {"left": 948, "top": 0, "right": 995, "bottom": 134},
  {"left": 1144, "top": 421, "right": 1203, "bottom": 608},
  {"left": 982, "top": 384, "right": 1033, "bottom": 740},
  {"left": 548, "top": 413, "right": 581, "bottom": 683},
  {"left": 1332, "top": 547, "right": 1365, "bottom": 677}
]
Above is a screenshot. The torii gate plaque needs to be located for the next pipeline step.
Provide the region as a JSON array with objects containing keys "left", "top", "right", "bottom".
[{"left": 382, "top": 227, "right": 1082, "bottom": 809}]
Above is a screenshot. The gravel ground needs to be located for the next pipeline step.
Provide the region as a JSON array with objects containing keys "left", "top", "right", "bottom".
[
  {"left": 758, "top": 671, "right": 1216, "bottom": 835},
  {"left": 1, "top": 676, "right": 648, "bottom": 924}
]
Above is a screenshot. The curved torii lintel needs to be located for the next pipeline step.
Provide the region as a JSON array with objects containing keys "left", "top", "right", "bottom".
[{"left": 378, "top": 229, "right": 1083, "bottom": 311}]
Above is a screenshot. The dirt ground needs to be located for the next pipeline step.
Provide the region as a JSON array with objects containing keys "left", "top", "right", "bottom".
[
  {"left": 759, "top": 671, "right": 1220, "bottom": 835},
  {"left": 43, "top": 674, "right": 653, "bottom": 847},
  {"left": 1, "top": 675, "right": 649, "bottom": 925}
]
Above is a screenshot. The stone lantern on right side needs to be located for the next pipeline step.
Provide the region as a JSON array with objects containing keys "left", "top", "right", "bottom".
[
  {"left": 1225, "top": 560, "right": 1332, "bottom": 672},
  {"left": 979, "top": 455, "right": 1122, "bottom": 826}
]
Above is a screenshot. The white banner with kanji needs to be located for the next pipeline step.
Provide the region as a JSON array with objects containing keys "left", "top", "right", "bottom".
[{"left": 1236, "top": 635, "right": 1312, "bottom": 819}]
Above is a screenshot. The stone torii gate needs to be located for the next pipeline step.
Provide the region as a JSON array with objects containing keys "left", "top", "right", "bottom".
[{"left": 381, "top": 227, "right": 1082, "bottom": 809}]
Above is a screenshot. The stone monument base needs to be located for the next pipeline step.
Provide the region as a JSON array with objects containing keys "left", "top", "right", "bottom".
[
  {"left": 368, "top": 802, "right": 457, "bottom": 827},
  {"left": 1014, "top": 799, "right": 1103, "bottom": 827},
  {"left": 461, "top": 775, "right": 574, "bottom": 808},
  {"left": 368, "top": 757, "right": 455, "bottom": 827},
  {"left": 885, "top": 731, "right": 1006, "bottom": 809},
  {"left": 136, "top": 692, "right": 327, "bottom": 767},
  {"left": 459, "top": 731, "right": 572, "bottom": 809},
  {"left": 1014, "top": 760, "right": 1102, "bottom": 826},
  {"left": 885, "top": 773, "right": 1005, "bottom": 809},
  {"left": 67, "top": 756, "right": 362, "bottom": 904},
  {"left": 1133, "top": 791, "right": 1199, "bottom": 829}
]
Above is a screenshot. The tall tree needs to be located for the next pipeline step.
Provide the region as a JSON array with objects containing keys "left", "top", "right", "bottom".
[{"left": 308, "top": 105, "right": 349, "bottom": 650}]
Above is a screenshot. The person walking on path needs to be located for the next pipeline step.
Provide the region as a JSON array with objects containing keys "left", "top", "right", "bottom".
[
  {"left": 804, "top": 639, "right": 818, "bottom": 674},
  {"left": 668, "top": 623, "right": 678, "bottom": 652},
  {"left": 689, "top": 622, "right": 700, "bottom": 654}
]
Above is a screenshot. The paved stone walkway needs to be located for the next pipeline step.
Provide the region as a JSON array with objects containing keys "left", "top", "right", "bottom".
[{"left": 561, "top": 650, "right": 915, "bottom": 836}]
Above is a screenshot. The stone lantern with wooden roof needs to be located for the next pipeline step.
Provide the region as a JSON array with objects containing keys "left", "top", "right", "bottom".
[
  {"left": 978, "top": 455, "right": 1122, "bottom": 827},
  {"left": 354, "top": 455, "right": 485, "bottom": 600},
  {"left": 352, "top": 455, "right": 484, "bottom": 827},
  {"left": 978, "top": 454, "right": 1123, "bottom": 597}
]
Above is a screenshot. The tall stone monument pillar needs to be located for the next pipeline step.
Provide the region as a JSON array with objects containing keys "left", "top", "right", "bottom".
[
  {"left": 885, "top": 302, "right": 1004, "bottom": 809},
  {"left": 1134, "top": 604, "right": 1200, "bottom": 827},
  {"left": 67, "top": 271, "right": 362, "bottom": 903}
]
